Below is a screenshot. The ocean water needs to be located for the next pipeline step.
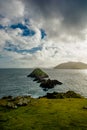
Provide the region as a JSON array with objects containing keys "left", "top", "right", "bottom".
[{"left": 0, "top": 69, "right": 87, "bottom": 98}]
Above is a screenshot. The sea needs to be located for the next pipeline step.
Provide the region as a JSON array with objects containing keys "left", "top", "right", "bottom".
[{"left": 0, "top": 69, "right": 87, "bottom": 98}]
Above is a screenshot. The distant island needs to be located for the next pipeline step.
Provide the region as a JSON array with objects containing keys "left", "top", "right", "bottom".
[{"left": 55, "top": 62, "right": 87, "bottom": 69}]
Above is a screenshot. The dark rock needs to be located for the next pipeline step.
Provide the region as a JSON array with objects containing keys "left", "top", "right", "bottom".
[
  {"left": 33, "top": 78, "right": 38, "bottom": 82},
  {"left": 43, "top": 91, "right": 83, "bottom": 99},
  {"left": 44, "top": 92, "right": 64, "bottom": 99},
  {"left": 33, "top": 76, "right": 46, "bottom": 83},
  {"left": 2, "top": 96, "right": 15, "bottom": 101},
  {"left": 64, "top": 91, "right": 82, "bottom": 98},
  {"left": 27, "top": 68, "right": 63, "bottom": 91},
  {"left": 52, "top": 79, "right": 63, "bottom": 85},
  {"left": 40, "top": 79, "right": 63, "bottom": 90},
  {"left": 83, "top": 106, "right": 87, "bottom": 109},
  {"left": 27, "top": 68, "right": 63, "bottom": 90},
  {"left": 2, "top": 96, "right": 13, "bottom": 100}
]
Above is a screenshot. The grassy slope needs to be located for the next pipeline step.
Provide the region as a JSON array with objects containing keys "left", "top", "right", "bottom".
[{"left": 0, "top": 98, "right": 87, "bottom": 130}]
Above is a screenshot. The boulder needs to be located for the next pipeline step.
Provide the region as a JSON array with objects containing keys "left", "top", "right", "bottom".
[
  {"left": 0, "top": 96, "right": 31, "bottom": 109},
  {"left": 40, "top": 79, "right": 63, "bottom": 90},
  {"left": 6, "top": 102, "right": 17, "bottom": 109},
  {"left": 2, "top": 96, "right": 13, "bottom": 100},
  {"left": 16, "top": 98, "right": 30, "bottom": 106}
]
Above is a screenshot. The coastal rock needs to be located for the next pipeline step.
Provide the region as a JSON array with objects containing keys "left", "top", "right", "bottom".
[
  {"left": 44, "top": 92, "right": 64, "bottom": 99},
  {"left": 33, "top": 77, "right": 46, "bottom": 83},
  {"left": 16, "top": 98, "right": 30, "bottom": 106},
  {"left": 27, "top": 68, "right": 63, "bottom": 91},
  {"left": 40, "top": 79, "right": 63, "bottom": 90},
  {"left": 27, "top": 68, "right": 49, "bottom": 79},
  {"left": 64, "top": 91, "right": 82, "bottom": 98},
  {"left": 6, "top": 102, "right": 17, "bottom": 109},
  {"left": 1, "top": 96, "right": 31, "bottom": 109},
  {"left": 2, "top": 96, "right": 13, "bottom": 100},
  {"left": 43, "top": 91, "right": 83, "bottom": 99}
]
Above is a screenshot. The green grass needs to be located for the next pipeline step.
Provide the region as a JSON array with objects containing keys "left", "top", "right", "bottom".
[{"left": 0, "top": 98, "right": 87, "bottom": 130}]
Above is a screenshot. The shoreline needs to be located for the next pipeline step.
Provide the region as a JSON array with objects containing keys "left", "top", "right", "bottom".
[{"left": 0, "top": 90, "right": 84, "bottom": 109}]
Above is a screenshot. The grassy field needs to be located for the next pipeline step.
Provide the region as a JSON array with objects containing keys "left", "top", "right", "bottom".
[{"left": 0, "top": 98, "right": 87, "bottom": 130}]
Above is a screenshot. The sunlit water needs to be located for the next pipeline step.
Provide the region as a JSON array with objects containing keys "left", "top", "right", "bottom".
[{"left": 0, "top": 69, "right": 87, "bottom": 98}]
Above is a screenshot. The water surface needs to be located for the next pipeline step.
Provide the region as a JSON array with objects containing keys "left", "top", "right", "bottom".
[{"left": 0, "top": 69, "right": 87, "bottom": 98}]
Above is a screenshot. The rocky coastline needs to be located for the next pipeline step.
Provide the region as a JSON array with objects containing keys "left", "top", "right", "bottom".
[
  {"left": 0, "top": 68, "right": 85, "bottom": 109},
  {"left": 0, "top": 90, "right": 84, "bottom": 109}
]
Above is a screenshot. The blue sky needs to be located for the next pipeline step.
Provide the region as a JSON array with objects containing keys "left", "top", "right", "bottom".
[
  {"left": 0, "top": 0, "right": 87, "bottom": 68},
  {"left": 4, "top": 41, "right": 42, "bottom": 54},
  {"left": 10, "top": 23, "right": 36, "bottom": 37}
]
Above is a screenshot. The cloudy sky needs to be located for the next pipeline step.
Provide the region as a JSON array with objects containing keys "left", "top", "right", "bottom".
[{"left": 0, "top": 0, "right": 87, "bottom": 68}]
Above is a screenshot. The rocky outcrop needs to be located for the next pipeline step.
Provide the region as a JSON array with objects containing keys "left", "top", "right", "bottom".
[
  {"left": 1, "top": 96, "right": 31, "bottom": 109},
  {"left": 27, "top": 68, "right": 63, "bottom": 91},
  {"left": 64, "top": 91, "right": 82, "bottom": 98},
  {"left": 27, "top": 68, "right": 49, "bottom": 84},
  {"left": 6, "top": 102, "right": 17, "bottom": 109},
  {"left": 43, "top": 91, "right": 83, "bottom": 99},
  {"left": 2, "top": 96, "right": 13, "bottom": 100},
  {"left": 27, "top": 68, "right": 49, "bottom": 79},
  {"left": 33, "top": 76, "right": 46, "bottom": 83},
  {"left": 16, "top": 97, "right": 30, "bottom": 106},
  {"left": 40, "top": 79, "right": 62, "bottom": 91}
]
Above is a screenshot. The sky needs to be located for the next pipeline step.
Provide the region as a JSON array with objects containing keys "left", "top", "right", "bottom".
[{"left": 0, "top": 0, "right": 87, "bottom": 68}]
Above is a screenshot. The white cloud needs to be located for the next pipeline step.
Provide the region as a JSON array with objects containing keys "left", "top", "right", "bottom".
[
  {"left": 0, "top": 18, "right": 87, "bottom": 68},
  {"left": 0, "top": 0, "right": 24, "bottom": 18},
  {"left": 0, "top": 17, "right": 10, "bottom": 26},
  {"left": 0, "top": 0, "right": 87, "bottom": 68}
]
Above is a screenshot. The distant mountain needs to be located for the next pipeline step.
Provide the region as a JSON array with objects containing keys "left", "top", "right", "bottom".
[{"left": 55, "top": 62, "right": 87, "bottom": 69}]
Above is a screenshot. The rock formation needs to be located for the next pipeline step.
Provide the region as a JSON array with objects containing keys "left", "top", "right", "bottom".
[
  {"left": 40, "top": 79, "right": 62, "bottom": 91},
  {"left": 27, "top": 68, "right": 49, "bottom": 79},
  {"left": 43, "top": 91, "right": 83, "bottom": 99},
  {"left": 27, "top": 68, "right": 63, "bottom": 91}
]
